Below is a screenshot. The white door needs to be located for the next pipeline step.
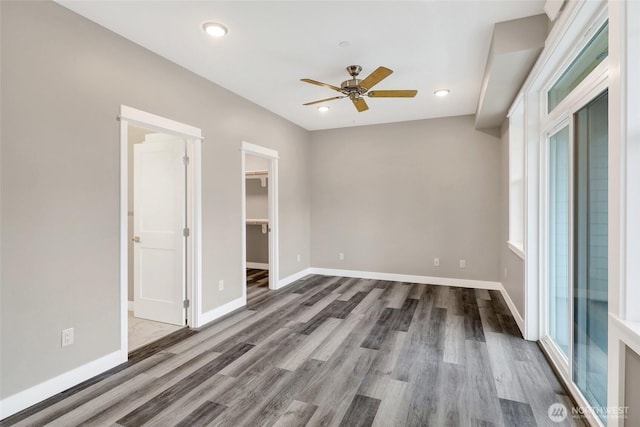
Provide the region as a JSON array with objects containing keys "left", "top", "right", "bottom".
[{"left": 133, "top": 137, "right": 186, "bottom": 326}]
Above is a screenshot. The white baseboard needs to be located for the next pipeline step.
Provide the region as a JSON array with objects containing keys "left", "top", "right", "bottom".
[
  {"left": 497, "top": 285, "right": 525, "bottom": 336},
  {"left": 308, "top": 267, "right": 503, "bottom": 290},
  {"left": 128, "top": 300, "right": 134, "bottom": 311},
  {"left": 0, "top": 350, "right": 122, "bottom": 419},
  {"left": 197, "top": 296, "right": 246, "bottom": 328},
  {"left": 277, "top": 268, "right": 313, "bottom": 290},
  {"left": 246, "top": 262, "right": 269, "bottom": 270}
]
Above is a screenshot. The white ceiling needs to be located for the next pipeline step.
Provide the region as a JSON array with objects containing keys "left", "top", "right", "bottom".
[{"left": 57, "top": 1, "right": 545, "bottom": 131}]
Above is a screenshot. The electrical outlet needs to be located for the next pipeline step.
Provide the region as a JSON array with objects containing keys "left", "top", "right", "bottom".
[
  {"left": 218, "top": 280, "right": 224, "bottom": 291},
  {"left": 339, "top": 252, "right": 344, "bottom": 261},
  {"left": 459, "top": 259, "right": 466, "bottom": 268},
  {"left": 297, "top": 254, "right": 301, "bottom": 262},
  {"left": 434, "top": 257, "right": 440, "bottom": 267},
  {"left": 61, "top": 328, "right": 74, "bottom": 347}
]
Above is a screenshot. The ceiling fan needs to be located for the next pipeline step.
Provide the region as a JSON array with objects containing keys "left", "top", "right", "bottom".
[{"left": 301, "top": 65, "right": 417, "bottom": 112}]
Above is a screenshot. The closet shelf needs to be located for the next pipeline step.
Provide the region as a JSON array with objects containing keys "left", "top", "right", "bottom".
[
  {"left": 245, "top": 170, "right": 268, "bottom": 187},
  {"left": 246, "top": 218, "right": 269, "bottom": 233}
]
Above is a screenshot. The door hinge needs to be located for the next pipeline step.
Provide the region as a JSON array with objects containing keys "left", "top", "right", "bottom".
[
  {"left": 183, "top": 227, "right": 190, "bottom": 237},
  {"left": 183, "top": 155, "right": 190, "bottom": 166},
  {"left": 183, "top": 299, "right": 190, "bottom": 309}
]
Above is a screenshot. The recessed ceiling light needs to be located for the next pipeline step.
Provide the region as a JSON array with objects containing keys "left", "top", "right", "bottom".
[
  {"left": 203, "top": 22, "right": 228, "bottom": 38},
  {"left": 434, "top": 89, "right": 450, "bottom": 97},
  {"left": 317, "top": 106, "right": 330, "bottom": 113}
]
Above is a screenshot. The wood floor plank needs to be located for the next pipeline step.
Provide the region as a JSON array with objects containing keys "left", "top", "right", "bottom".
[
  {"left": 276, "top": 318, "right": 341, "bottom": 371},
  {"left": 370, "top": 378, "right": 409, "bottom": 427},
  {"left": 462, "top": 340, "right": 503, "bottom": 425},
  {"left": 499, "top": 398, "right": 537, "bottom": 427},
  {"left": 442, "top": 314, "right": 466, "bottom": 365},
  {"left": 462, "top": 288, "right": 486, "bottom": 342},
  {"left": 242, "top": 358, "right": 324, "bottom": 426},
  {"left": 2, "top": 275, "right": 584, "bottom": 427},
  {"left": 485, "top": 331, "right": 528, "bottom": 403},
  {"left": 386, "top": 282, "right": 411, "bottom": 309},
  {"left": 272, "top": 400, "right": 318, "bottom": 427},
  {"left": 142, "top": 373, "right": 237, "bottom": 426},
  {"left": 310, "top": 314, "right": 364, "bottom": 362},
  {"left": 174, "top": 401, "right": 227, "bottom": 427},
  {"left": 116, "top": 343, "right": 254, "bottom": 426},
  {"left": 338, "top": 394, "right": 381, "bottom": 427}
]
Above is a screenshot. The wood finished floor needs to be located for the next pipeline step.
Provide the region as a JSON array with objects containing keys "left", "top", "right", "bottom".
[
  {"left": 1, "top": 275, "right": 584, "bottom": 427},
  {"left": 247, "top": 268, "right": 270, "bottom": 305}
]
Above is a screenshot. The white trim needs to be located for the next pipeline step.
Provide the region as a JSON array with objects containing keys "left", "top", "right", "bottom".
[
  {"left": 119, "top": 105, "right": 203, "bottom": 336},
  {"left": 277, "top": 268, "right": 313, "bottom": 290},
  {"left": 246, "top": 262, "right": 269, "bottom": 270},
  {"left": 507, "top": 241, "right": 525, "bottom": 259},
  {"left": 241, "top": 141, "right": 279, "bottom": 292},
  {"left": 610, "top": 316, "right": 640, "bottom": 359},
  {"left": 119, "top": 114, "right": 129, "bottom": 362},
  {"left": 119, "top": 105, "right": 202, "bottom": 139},
  {"left": 128, "top": 300, "right": 134, "bottom": 311},
  {"left": 0, "top": 351, "right": 121, "bottom": 419},
  {"left": 609, "top": 315, "right": 640, "bottom": 427},
  {"left": 498, "top": 284, "right": 525, "bottom": 335},
  {"left": 191, "top": 139, "right": 203, "bottom": 328},
  {"left": 198, "top": 296, "right": 246, "bottom": 327},
  {"left": 241, "top": 141, "right": 279, "bottom": 159},
  {"left": 308, "top": 268, "right": 502, "bottom": 290}
]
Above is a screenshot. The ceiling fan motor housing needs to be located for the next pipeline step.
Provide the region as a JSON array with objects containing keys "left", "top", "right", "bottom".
[{"left": 341, "top": 79, "right": 368, "bottom": 95}]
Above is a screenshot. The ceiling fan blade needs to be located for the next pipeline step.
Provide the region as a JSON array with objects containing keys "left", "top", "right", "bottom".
[
  {"left": 352, "top": 97, "right": 369, "bottom": 112},
  {"left": 367, "top": 90, "right": 418, "bottom": 98},
  {"left": 359, "top": 66, "right": 393, "bottom": 91},
  {"left": 300, "top": 78, "right": 342, "bottom": 92},
  {"left": 303, "top": 96, "right": 346, "bottom": 106}
]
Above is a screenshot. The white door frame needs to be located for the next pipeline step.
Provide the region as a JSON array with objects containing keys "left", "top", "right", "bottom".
[
  {"left": 118, "top": 105, "right": 203, "bottom": 361},
  {"left": 241, "top": 141, "right": 279, "bottom": 295}
]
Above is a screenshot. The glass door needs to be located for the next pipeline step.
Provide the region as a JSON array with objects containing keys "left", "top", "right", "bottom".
[
  {"left": 573, "top": 90, "right": 608, "bottom": 419},
  {"left": 548, "top": 125, "right": 570, "bottom": 357}
]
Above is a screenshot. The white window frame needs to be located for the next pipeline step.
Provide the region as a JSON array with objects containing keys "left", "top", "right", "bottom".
[
  {"left": 607, "top": 1, "right": 640, "bottom": 425},
  {"left": 507, "top": 95, "right": 525, "bottom": 259},
  {"left": 537, "top": 8, "right": 609, "bottom": 424}
]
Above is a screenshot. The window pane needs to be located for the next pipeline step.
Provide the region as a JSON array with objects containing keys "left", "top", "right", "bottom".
[
  {"left": 548, "top": 23, "right": 608, "bottom": 112},
  {"left": 573, "top": 90, "right": 608, "bottom": 421},
  {"left": 548, "top": 126, "right": 570, "bottom": 356},
  {"left": 509, "top": 98, "right": 525, "bottom": 248}
]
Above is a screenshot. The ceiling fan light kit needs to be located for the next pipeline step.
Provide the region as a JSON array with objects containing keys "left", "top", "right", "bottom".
[{"left": 301, "top": 65, "right": 418, "bottom": 112}]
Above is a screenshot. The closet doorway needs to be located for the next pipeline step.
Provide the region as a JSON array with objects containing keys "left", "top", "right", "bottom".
[{"left": 241, "top": 142, "right": 279, "bottom": 304}]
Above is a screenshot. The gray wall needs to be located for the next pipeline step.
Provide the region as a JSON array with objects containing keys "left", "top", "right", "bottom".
[
  {"left": 246, "top": 226, "right": 269, "bottom": 264},
  {"left": 626, "top": 346, "right": 640, "bottom": 426},
  {"left": 499, "top": 121, "right": 525, "bottom": 317},
  {"left": 0, "top": 0, "right": 310, "bottom": 399},
  {"left": 309, "top": 116, "right": 501, "bottom": 281}
]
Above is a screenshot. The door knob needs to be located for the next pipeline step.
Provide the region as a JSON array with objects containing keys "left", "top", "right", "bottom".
[{"left": 132, "top": 236, "right": 140, "bottom": 243}]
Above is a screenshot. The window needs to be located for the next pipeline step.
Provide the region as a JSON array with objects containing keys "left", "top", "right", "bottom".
[
  {"left": 548, "top": 22, "right": 608, "bottom": 112},
  {"left": 572, "top": 91, "right": 608, "bottom": 420},
  {"left": 548, "top": 125, "right": 570, "bottom": 357},
  {"left": 508, "top": 96, "right": 525, "bottom": 256}
]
